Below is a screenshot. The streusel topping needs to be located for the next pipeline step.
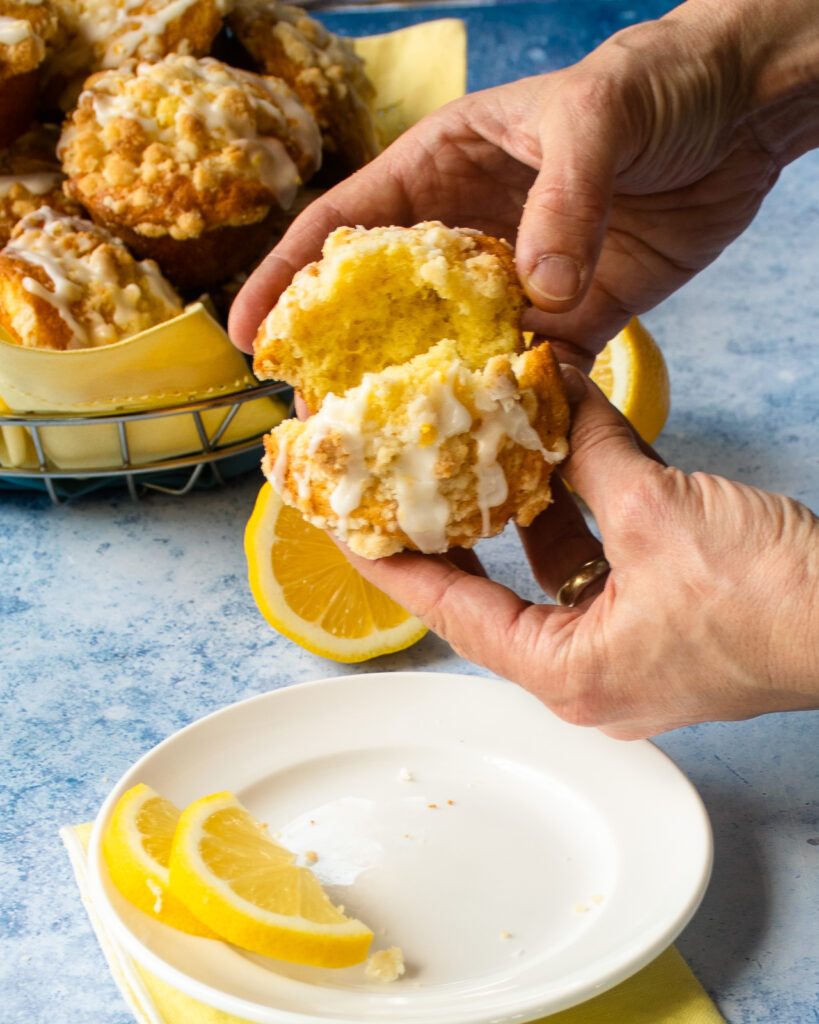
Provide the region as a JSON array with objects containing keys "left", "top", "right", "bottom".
[
  {"left": 0, "top": 207, "right": 183, "bottom": 348},
  {"left": 59, "top": 54, "right": 322, "bottom": 240}
]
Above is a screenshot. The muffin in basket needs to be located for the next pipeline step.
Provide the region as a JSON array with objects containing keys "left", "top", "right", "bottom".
[
  {"left": 0, "top": 207, "right": 184, "bottom": 350},
  {"left": 58, "top": 54, "right": 322, "bottom": 290},
  {"left": 0, "top": 0, "right": 59, "bottom": 146},
  {"left": 228, "top": 0, "right": 379, "bottom": 176},
  {"left": 45, "top": 0, "right": 230, "bottom": 109},
  {"left": 0, "top": 124, "right": 80, "bottom": 246},
  {"left": 254, "top": 222, "right": 569, "bottom": 558}
]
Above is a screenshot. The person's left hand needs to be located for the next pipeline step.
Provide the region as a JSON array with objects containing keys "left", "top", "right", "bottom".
[{"left": 336, "top": 367, "right": 819, "bottom": 739}]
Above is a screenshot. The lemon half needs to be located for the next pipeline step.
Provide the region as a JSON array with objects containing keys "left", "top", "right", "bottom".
[
  {"left": 590, "top": 317, "right": 670, "bottom": 443},
  {"left": 245, "top": 483, "right": 427, "bottom": 662}
]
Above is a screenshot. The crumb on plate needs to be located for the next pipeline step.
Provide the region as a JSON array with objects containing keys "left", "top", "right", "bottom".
[{"left": 365, "top": 946, "right": 406, "bottom": 983}]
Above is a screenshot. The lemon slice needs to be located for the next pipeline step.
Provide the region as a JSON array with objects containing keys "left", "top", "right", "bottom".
[
  {"left": 101, "top": 783, "right": 216, "bottom": 938},
  {"left": 168, "top": 791, "right": 373, "bottom": 967},
  {"left": 245, "top": 482, "right": 427, "bottom": 662},
  {"left": 590, "top": 317, "right": 670, "bottom": 443}
]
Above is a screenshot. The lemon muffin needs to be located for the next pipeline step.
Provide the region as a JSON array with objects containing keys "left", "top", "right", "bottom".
[
  {"left": 0, "top": 207, "right": 184, "bottom": 349},
  {"left": 254, "top": 222, "right": 568, "bottom": 557},
  {"left": 228, "top": 0, "right": 378, "bottom": 176},
  {"left": 0, "top": 124, "right": 80, "bottom": 245},
  {"left": 253, "top": 222, "right": 528, "bottom": 414},
  {"left": 59, "top": 54, "right": 322, "bottom": 289},
  {"left": 45, "top": 0, "right": 230, "bottom": 109},
  {"left": 0, "top": 0, "right": 59, "bottom": 146},
  {"left": 263, "top": 339, "right": 568, "bottom": 558}
]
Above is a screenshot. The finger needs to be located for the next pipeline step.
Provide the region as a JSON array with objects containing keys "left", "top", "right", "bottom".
[
  {"left": 516, "top": 77, "right": 621, "bottom": 314},
  {"left": 523, "top": 324, "right": 596, "bottom": 372},
  {"left": 517, "top": 476, "right": 604, "bottom": 598},
  {"left": 228, "top": 203, "right": 348, "bottom": 353},
  {"left": 444, "top": 546, "right": 488, "bottom": 578},
  {"left": 345, "top": 547, "right": 572, "bottom": 682},
  {"left": 294, "top": 393, "right": 309, "bottom": 420},
  {"left": 558, "top": 365, "right": 655, "bottom": 526}
]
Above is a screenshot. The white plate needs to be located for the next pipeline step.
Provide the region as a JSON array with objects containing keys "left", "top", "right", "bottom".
[{"left": 89, "top": 671, "right": 712, "bottom": 1023}]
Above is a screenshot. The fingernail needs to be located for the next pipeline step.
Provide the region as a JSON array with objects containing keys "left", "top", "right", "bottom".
[
  {"left": 559, "top": 363, "right": 588, "bottom": 404},
  {"left": 528, "top": 255, "right": 583, "bottom": 302}
]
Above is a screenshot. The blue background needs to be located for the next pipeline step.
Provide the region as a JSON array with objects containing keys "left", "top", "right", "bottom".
[{"left": 2, "top": 3, "right": 817, "bottom": 1023}]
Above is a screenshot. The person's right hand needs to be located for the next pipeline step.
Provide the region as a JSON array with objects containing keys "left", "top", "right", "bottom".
[
  {"left": 339, "top": 368, "right": 819, "bottom": 740},
  {"left": 230, "top": 0, "right": 819, "bottom": 365}
]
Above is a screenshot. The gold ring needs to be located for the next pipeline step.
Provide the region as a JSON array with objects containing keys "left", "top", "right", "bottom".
[{"left": 556, "top": 555, "right": 610, "bottom": 607}]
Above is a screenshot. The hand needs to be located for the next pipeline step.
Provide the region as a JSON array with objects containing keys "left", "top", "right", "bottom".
[
  {"left": 340, "top": 369, "right": 819, "bottom": 740},
  {"left": 230, "top": 0, "right": 819, "bottom": 365}
]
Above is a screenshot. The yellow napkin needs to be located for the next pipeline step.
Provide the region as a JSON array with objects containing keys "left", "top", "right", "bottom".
[
  {"left": 0, "top": 18, "right": 467, "bottom": 474},
  {"left": 61, "top": 823, "right": 723, "bottom": 1024},
  {"left": 354, "top": 19, "right": 467, "bottom": 145}
]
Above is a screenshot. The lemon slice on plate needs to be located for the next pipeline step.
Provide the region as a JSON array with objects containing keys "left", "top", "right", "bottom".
[
  {"left": 168, "top": 791, "right": 373, "bottom": 967},
  {"left": 245, "top": 482, "right": 427, "bottom": 662},
  {"left": 590, "top": 317, "right": 670, "bottom": 443},
  {"left": 101, "top": 783, "right": 216, "bottom": 938}
]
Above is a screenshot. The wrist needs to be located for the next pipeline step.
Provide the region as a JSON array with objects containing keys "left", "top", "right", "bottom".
[
  {"left": 766, "top": 510, "right": 819, "bottom": 709},
  {"left": 676, "top": 0, "right": 819, "bottom": 164}
]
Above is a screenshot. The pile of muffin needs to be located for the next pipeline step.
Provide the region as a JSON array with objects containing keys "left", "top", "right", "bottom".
[{"left": 0, "top": 0, "right": 379, "bottom": 351}]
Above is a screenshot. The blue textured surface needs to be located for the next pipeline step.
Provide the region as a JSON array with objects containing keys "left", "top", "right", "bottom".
[{"left": 2, "top": 3, "right": 818, "bottom": 1023}]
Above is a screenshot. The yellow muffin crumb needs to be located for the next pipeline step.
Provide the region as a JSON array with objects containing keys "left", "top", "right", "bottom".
[
  {"left": 365, "top": 946, "right": 405, "bottom": 983},
  {"left": 254, "top": 222, "right": 528, "bottom": 413}
]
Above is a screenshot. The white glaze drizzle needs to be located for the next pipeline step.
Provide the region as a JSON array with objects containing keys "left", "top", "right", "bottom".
[
  {"left": 85, "top": 57, "right": 319, "bottom": 209},
  {"left": 315, "top": 381, "right": 373, "bottom": 537},
  {"left": 267, "top": 359, "right": 566, "bottom": 553},
  {"left": 0, "top": 16, "right": 33, "bottom": 45},
  {"left": 472, "top": 385, "right": 563, "bottom": 534},
  {"left": 104, "top": 0, "right": 199, "bottom": 65},
  {"left": 393, "top": 369, "right": 471, "bottom": 552},
  {"left": 4, "top": 208, "right": 179, "bottom": 347},
  {"left": 0, "top": 172, "right": 61, "bottom": 198}
]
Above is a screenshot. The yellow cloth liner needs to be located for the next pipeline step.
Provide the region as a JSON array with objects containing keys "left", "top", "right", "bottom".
[
  {"left": 354, "top": 19, "right": 467, "bottom": 145},
  {"left": 0, "top": 18, "right": 468, "bottom": 473},
  {"left": 61, "top": 822, "right": 723, "bottom": 1024},
  {"left": 0, "top": 304, "right": 286, "bottom": 470}
]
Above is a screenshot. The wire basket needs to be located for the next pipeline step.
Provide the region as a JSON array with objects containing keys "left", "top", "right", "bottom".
[{"left": 0, "top": 381, "right": 292, "bottom": 505}]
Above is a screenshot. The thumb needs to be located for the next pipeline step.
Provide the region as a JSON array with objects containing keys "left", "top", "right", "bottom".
[
  {"left": 516, "top": 82, "right": 618, "bottom": 311},
  {"left": 559, "top": 365, "right": 653, "bottom": 525}
]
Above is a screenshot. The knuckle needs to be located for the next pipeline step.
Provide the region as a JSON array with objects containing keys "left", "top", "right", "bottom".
[
  {"left": 607, "top": 464, "right": 678, "bottom": 545},
  {"left": 526, "top": 177, "right": 610, "bottom": 227},
  {"left": 560, "top": 70, "right": 622, "bottom": 120},
  {"left": 419, "top": 575, "right": 462, "bottom": 639},
  {"left": 568, "top": 418, "right": 632, "bottom": 480}
]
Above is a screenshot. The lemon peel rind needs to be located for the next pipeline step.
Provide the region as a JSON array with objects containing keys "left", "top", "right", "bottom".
[{"left": 590, "top": 317, "right": 670, "bottom": 445}]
